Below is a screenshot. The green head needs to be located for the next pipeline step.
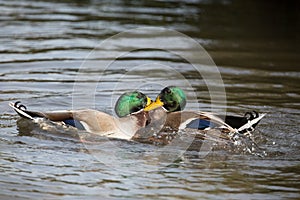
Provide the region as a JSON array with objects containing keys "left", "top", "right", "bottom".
[
  {"left": 144, "top": 86, "right": 187, "bottom": 112},
  {"left": 115, "top": 91, "right": 152, "bottom": 117},
  {"left": 158, "top": 86, "right": 186, "bottom": 112}
]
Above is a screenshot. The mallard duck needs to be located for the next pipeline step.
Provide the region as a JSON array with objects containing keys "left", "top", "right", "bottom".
[
  {"left": 132, "top": 86, "right": 265, "bottom": 145},
  {"left": 9, "top": 91, "right": 153, "bottom": 140}
]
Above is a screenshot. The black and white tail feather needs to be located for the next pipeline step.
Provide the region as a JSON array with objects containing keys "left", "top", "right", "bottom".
[
  {"left": 9, "top": 101, "right": 35, "bottom": 120},
  {"left": 236, "top": 111, "right": 266, "bottom": 135}
]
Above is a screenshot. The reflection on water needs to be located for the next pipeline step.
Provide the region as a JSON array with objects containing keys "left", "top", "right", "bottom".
[{"left": 1, "top": 0, "right": 300, "bottom": 199}]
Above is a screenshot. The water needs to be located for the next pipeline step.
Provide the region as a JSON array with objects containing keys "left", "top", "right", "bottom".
[{"left": 1, "top": 0, "right": 300, "bottom": 199}]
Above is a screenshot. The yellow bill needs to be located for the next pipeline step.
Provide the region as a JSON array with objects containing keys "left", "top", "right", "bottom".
[
  {"left": 144, "top": 97, "right": 164, "bottom": 111},
  {"left": 146, "top": 96, "right": 152, "bottom": 107}
]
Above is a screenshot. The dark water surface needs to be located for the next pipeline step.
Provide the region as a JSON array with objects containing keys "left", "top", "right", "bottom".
[{"left": 1, "top": 0, "right": 300, "bottom": 199}]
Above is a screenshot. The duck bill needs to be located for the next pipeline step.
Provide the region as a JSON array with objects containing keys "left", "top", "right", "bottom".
[
  {"left": 144, "top": 97, "right": 164, "bottom": 111},
  {"left": 146, "top": 97, "right": 152, "bottom": 107}
]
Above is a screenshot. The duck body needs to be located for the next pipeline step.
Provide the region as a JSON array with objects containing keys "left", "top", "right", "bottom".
[
  {"left": 9, "top": 91, "right": 152, "bottom": 140},
  {"left": 136, "top": 86, "right": 266, "bottom": 145}
]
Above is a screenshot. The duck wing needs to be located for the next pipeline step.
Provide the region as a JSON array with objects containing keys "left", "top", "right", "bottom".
[
  {"left": 9, "top": 101, "right": 111, "bottom": 132},
  {"left": 183, "top": 111, "right": 236, "bottom": 132},
  {"left": 185, "top": 111, "right": 265, "bottom": 134}
]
